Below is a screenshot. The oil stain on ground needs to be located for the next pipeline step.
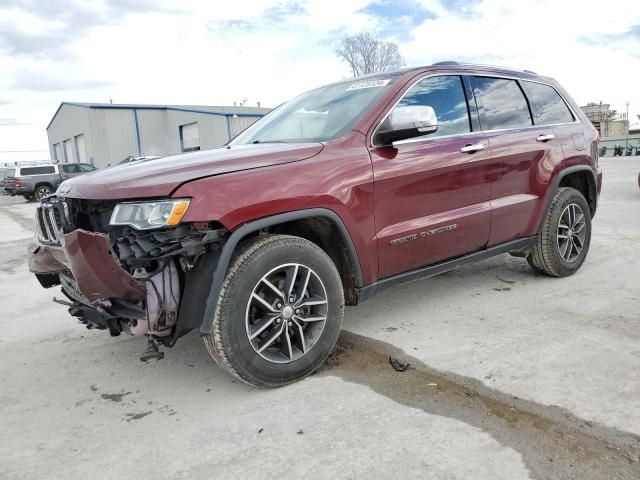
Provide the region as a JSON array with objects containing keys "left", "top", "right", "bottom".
[{"left": 320, "top": 331, "right": 640, "bottom": 480}]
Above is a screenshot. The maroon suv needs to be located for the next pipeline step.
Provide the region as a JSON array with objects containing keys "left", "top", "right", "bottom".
[{"left": 29, "top": 63, "right": 602, "bottom": 387}]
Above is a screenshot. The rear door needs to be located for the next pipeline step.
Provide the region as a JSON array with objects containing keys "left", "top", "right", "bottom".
[
  {"left": 370, "top": 74, "right": 493, "bottom": 278},
  {"left": 470, "top": 76, "right": 565, "bottom": 246}
]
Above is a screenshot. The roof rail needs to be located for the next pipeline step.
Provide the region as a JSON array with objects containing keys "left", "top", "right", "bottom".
[{"left": 430, "top": 61, "right": 538, "bottom": 75}]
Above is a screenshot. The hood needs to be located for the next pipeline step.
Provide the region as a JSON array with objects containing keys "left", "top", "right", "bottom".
[{"left": 60, "top": 143, "right": 324, "bottom": 200}]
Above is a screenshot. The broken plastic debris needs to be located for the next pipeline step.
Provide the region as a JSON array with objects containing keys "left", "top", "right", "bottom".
[{"left": 389, "top": 356, "right": 410, "bottom": 372}]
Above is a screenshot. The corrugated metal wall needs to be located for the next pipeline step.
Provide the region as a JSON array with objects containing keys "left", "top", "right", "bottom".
[
  {"left": 47, "top": 105, "right": 267, "bottom": 169},
  {"left": 47, "top": 105, "right": 92, "bottom": 163}
]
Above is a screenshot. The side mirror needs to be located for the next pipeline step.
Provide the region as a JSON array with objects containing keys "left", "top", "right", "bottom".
[{"left": 374, "top": 105, "right": 438, "bottom": 146}]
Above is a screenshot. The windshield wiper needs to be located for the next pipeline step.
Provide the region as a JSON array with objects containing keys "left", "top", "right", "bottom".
[{"left": 252, "top": 140, "right": 289, "bottom": 144}]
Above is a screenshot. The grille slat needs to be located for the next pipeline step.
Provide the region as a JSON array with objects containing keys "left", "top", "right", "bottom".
[{"left": 37, "top": 200, "right": 66, "bottom": 245}]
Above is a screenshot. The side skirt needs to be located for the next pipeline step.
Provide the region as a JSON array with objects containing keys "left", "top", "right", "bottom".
[{"left": 357, "top": 237, "right": 535, "bottom": 302}]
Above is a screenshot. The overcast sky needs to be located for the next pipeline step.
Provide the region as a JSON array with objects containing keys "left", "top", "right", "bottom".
[{"left": 1, "top": 0, "right": 639, "bottom": 163}]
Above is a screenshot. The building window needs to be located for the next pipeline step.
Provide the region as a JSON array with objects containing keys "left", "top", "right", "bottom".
[
  {"left": 180, "top": 122, "right": 200, "bottom": 152},
  {"left": 63, "top": 139, "right": 73, "bottom": 163},
  {"left": 74, "top": 134, "right": 86, "bottom": 162}
]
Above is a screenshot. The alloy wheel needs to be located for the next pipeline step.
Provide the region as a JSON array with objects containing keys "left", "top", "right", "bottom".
[
  {"left": 556, "top": 203, "right": 586, "bottom": 263},
  {"left": 245, "top": 263, "right": 328, "bottom": 364}
]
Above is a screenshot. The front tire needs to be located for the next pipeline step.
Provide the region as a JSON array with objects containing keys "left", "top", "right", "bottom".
[
  {"left": 527, "top": 187, "right": 592, "bottom": 277},
  {"left": 203, "top": 235, "right": 344, "bottom": 387},
  {"left": 34, "top": 185, "right": 52, "bottom": 201}
]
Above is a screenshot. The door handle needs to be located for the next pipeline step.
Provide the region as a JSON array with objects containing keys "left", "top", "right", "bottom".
[
  {"left": 536, "top": 134, "right": 555, "bottom": 142},
  {"left": 460, "top": 143, "right": 485, "bottom": 153}
]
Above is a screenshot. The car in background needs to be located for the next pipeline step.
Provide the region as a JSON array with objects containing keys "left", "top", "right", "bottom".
[
  {"left": 4, "top": 163, "right": 96, "bottom": 201},
  {"left": 0, "top": 168, "right": 9, "bottom": 194}
]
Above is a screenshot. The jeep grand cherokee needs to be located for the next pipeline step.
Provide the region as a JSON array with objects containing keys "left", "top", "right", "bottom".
[{"left": 29, "top": 63, "right": 602, "bottom": 387}]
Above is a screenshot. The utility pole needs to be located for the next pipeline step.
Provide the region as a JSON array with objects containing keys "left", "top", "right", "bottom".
[{"left": 625, "top": 101, "right": 629, "bottom": 149}]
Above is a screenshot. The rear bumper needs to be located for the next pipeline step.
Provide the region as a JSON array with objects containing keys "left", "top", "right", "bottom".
[{"left": 596, "top": 167, "right": 603, "bottom": 198}]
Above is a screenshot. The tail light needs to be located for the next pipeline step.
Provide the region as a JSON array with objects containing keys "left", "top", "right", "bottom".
[{"left": 15, "top": 178, "right": 21, "bottom": 186}]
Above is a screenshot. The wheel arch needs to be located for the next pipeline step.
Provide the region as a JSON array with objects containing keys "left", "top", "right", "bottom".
[
  {"left": 198, "top": 208, "right": 363, "bottom": 335},
  {"left": 557, "top": 167, "right": 597, "bottom": 216}
]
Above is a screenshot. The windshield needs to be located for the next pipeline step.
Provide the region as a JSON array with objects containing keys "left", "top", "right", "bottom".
[{"left": 231, "top": 77, "right": 397, "bottom": 145}]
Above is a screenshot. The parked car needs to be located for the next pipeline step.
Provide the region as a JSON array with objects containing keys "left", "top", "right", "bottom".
[
  {"left": 4, "top": 163, "right": 96, "bottom": 201},
  {"left": 28, "top": 63, "right": 602, "bottom": 387},
  {"left": 0, "top": 168, "right": 9, "bottom": 194}
]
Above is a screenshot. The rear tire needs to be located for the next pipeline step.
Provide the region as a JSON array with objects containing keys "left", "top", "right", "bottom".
[
  {"left": 527, "top": 187, "right": 591, "bottom": 277},
  {"left": 203, "top": 235, "right": 344, "bottom": 387},
  {"left": 23, "top": 194, "right": 34, "bottom": 202}
]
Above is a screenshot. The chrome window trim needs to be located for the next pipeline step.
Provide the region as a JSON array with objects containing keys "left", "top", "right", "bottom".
[{"left": 370, "top": 72, "right": 581, "bottom": 149}]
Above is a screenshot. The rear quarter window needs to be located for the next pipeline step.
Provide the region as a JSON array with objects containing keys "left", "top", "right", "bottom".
[
  {"left": 20, "top": 166, "right": 56, "bottom": 175},
  {"left": 522, "top": 81, "right": 574, "bottom": 125},
  {"left": 471, "top": 77, "right": 533, "bottom": 130}
]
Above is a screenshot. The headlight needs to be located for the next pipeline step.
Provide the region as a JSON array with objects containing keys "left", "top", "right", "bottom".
[{"left": 109, "top": 199, "right": 190, "bottom": 230}]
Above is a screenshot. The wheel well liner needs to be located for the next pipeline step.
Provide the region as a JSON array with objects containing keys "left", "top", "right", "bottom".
[
  {"left": 557, "top": 168, "right": 597, "bottom": 216},
  {"left": 542, "top": 166, "right": 597, "bottom": 224},
  {"left": 198, "top": 208, "right": 363, "bottom": 335}
]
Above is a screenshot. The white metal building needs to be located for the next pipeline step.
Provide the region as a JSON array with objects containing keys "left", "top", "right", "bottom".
[{"left": 46, "top": 103, "right": 270, "bottom": 168}]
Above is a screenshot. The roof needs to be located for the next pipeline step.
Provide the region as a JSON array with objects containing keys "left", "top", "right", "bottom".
[{"left": 47, "top": 102, "right": 270, "bottom": 130}]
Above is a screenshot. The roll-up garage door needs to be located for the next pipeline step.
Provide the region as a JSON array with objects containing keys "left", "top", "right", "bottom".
[
  {"left": 63, "top": 139, "right": 73, "bottom": 163},
  {"left": 74, "top": 134, "right": 86, "bottom": 162}
]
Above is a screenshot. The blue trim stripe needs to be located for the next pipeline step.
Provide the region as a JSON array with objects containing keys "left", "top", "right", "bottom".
[
  {"left": 226, "top": 116, "right": 232, "bottom": 141},
  {"left": 133, "top": 109, "right": 142, "bottom": 156},
  {"left": 47, "top": 102, "right": 266, "bottom": 129}
]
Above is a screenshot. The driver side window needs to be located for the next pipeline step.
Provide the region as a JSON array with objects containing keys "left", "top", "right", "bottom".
[{"left": 388, "top": 75, "right": 471, "bottom": 139}]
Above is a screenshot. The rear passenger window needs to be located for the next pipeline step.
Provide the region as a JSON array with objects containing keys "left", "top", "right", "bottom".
[
  {"left": 20, "top": 166, "right": 55, "bottom": 175},
  {"left": 472, "top": 77, "right": 532, "bottom": 130},
  {"left": 390, "top": 75, "right": 471, "bottom": 139},
  {"left": 61, "top": 164, "right": 80, "bottom": 174},
  {"left": 522, "top": 81, "right": 574, "bottom": 125}
]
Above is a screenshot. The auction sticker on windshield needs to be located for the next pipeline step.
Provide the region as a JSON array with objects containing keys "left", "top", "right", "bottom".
[{"left": 346, "top": 79, "right": 391, "bottom": 90}]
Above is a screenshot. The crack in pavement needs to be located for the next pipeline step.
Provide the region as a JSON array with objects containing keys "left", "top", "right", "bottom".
[{"left": 320, "top": 331, "right": 640, "bottom": 480}]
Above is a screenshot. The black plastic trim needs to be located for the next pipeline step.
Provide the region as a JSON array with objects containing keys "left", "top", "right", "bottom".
[
  {"left": 544, "top": 165, "right": 598, "bottom": 220},
  {"left": 357, "top": 237, "right": 535, "bottom": 302},
  {"left": 199, "top": 208, "right": 363, "bottom": 335}
]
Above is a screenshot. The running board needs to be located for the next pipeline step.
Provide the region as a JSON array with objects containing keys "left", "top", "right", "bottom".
[{"left": 357, "top": 237, "right": 535, "bottom": 302}]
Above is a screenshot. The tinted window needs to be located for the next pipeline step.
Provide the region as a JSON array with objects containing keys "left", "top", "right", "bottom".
[
  {"left": 522, "top": 81, "right": 574, "bottom": 125},
  {"left": 472, "top": 77, "right": 532, "bottom": 130},
  {"left": 383, "top": 75, "right": 470, "bottom": 140},
  {"left": 20, "top": 166, "right": 55, "bottom": 175},
  {"left": 61, "top": 164, "right": 80, "bottom": 174},
  {"left": 79, "top": 164, "right": 96, "bottom": 172}
]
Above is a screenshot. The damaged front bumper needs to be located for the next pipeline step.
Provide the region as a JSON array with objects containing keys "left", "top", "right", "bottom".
[{"left": 29, "top": 197, "right": 224, "bottom": 345}]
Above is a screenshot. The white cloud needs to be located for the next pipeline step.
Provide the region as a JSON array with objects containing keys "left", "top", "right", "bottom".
[{"left": 0, "top": 0, "right": 639, "bottom": 163}]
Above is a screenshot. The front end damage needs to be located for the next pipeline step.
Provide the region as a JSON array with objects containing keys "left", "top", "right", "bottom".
[{"left": 29, "top": 196, "right": 225, "bottom": 360}]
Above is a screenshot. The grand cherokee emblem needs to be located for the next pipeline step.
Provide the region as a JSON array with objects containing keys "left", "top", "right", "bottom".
[{"left": 390, "top": 224, "right": 457, "bottom": 246}]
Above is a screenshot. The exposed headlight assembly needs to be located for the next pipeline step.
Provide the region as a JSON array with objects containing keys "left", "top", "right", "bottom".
[{"left": 109, "top": 199, "right": 190, "bottom": 230}]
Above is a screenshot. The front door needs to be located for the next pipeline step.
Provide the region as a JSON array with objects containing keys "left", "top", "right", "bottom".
[{"left": 369, "top": 74, "right": 493, "bottom": 279}]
